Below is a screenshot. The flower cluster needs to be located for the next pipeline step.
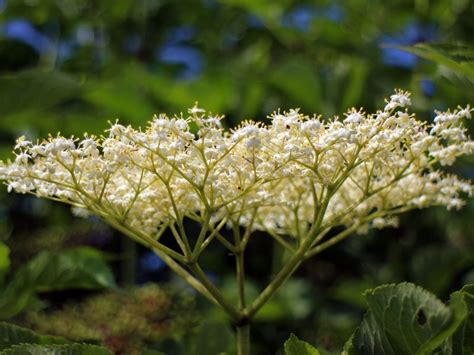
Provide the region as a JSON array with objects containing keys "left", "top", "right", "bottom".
[{"left": 1, "top": 91, "right": 472, "bottom": 256}]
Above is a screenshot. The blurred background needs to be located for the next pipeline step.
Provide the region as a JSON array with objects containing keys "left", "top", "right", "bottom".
[{"left": 0, "top": 0, "right": 473, "bottom": 354}]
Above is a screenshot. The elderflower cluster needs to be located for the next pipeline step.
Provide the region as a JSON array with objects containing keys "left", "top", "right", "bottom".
[{"left": 0, "top": 90, "right": 472, "bottom": 243}]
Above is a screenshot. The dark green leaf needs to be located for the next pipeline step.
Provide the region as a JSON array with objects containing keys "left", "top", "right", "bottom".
[
  {"left": 0, "top": 322, "right": 67, "bottom": 350},
  {"left": 452, "top": 284, "right": 474, "bottom": 354},
  {"left": 0, "top": 247, "right": 116, "bottom": 319},
  {"left": 284, "top": 334, "right": 320, "bottom": 355},
  {"left": 344, "top": 283, "right": 468, "bottom": 355}
]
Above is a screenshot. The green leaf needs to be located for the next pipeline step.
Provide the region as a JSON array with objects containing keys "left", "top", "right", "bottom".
[
  {"left": 0, "top": 322, "right": 67, "bottom": 350},
  {"left": 344, "top": 283, "right": 468, "bottom": 355},
  {"left": 284, "top": 334, "right": 320, "bottom": 355},
  {"left": 0, "top": 70, "right": 80, "bottom": 117},
  {"left": 0, "top": 343, "right": 111, "bottom": 354},
  {"left": 452, "top": 284, "right": 474, "bottom": 354},
  {"left": 0, "top": 242, "right": 10, "bottom": 285},
  {"left": 0, "top": 248, "right": 117, "bottom": 319},
  {"left": 394, "top": 43, "right": 474, "bottom": 88}
]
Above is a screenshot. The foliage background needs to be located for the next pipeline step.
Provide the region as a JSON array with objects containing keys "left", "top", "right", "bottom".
[{"left": 0, "top": 0, "right": 473, "bottom": 353}]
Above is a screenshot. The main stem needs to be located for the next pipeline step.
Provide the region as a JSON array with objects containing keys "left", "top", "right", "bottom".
[
  {"left": 236, "top": 322, "right": 250, "bottom": 355},
  {"left": 234, "top": 221, "right": 250, "bottom": 355}
]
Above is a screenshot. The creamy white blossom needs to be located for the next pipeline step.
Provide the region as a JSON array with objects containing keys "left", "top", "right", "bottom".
[{"left": 0, "top": 90, "right": 472, "bottom": 260}]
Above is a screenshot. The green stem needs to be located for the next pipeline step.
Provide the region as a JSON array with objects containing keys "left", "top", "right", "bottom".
[
  {"left": 189, "top": 263, "right": 241, "bottom": 320},
  {"left": 232, "top": 220, "right": 251, "bottom": 354},
  {"left": 102, "top": 217, "right": 217, "bottom": 306},
  {"left": 247, "top": 246, "right": 306, "bottom": 319},
  {"left": 305, "top": 205, "right": 416, "bottom": 259},
  {"left": 236, "top": 322, "right": 250, "bottom": 355},
  {"left": 236, "top": 251, "right": 246, "bottom": 309},
  {"left": 191, "top": 210, "right": 211, "bottom": 259},
  {"left": 247, "top": 190, "right": 333, "bottom": 318}
]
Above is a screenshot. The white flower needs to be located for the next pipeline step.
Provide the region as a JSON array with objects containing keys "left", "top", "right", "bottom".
[
  {"left": 188, "top": 103, "right": 206, "bottom": 114},
  {"left": 15, "top": 153, "right": 31, "bottom": 165},
  {"left": 0, "top": 89, "right": 471, "bottom": 245},
  {"left": 14, "top": 136, "right": 32, "bottom": 150},
  {"left": 344, "top": 110, "right": 364, "bottom": 124},
  {"left": 72, "top": 207, "right": 90, "bottom": 218},
  {"left": 384, "top": 90, "right": 412, "bottom": 111}
]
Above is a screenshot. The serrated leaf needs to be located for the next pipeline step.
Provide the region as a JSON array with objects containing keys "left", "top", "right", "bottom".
[
  {"left": 0, "top": 343, "right": 111, "bottom": 354},
  {"left": 284, "top": 334, "right": 320, "bottom": 355},
  {"left": 0, "top": 248, "right": 117, "bottom": 319},
  {"left": 452, "top": 284, "right": 474, "bottom": 354},
  {"left": 0, "top": 322, "right": 67, "bottom": 350},
  {"left": 344, "top": 283, "right": 468, "bottom": 355}
]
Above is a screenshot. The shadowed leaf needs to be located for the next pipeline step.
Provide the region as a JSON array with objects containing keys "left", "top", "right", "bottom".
[{"left": 0, "top": 248, "right": 116, "bottom": 319}]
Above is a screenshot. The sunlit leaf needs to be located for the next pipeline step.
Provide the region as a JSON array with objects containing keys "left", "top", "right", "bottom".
[
  {"left": 284, "top": 333, "right": 320, "bottom": 355},
  {"left": 0, "top": 242, "right": 10, "bottom": 285},
  {"left": 394, "top": 43, "right": 474, "bottom": 88}
]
